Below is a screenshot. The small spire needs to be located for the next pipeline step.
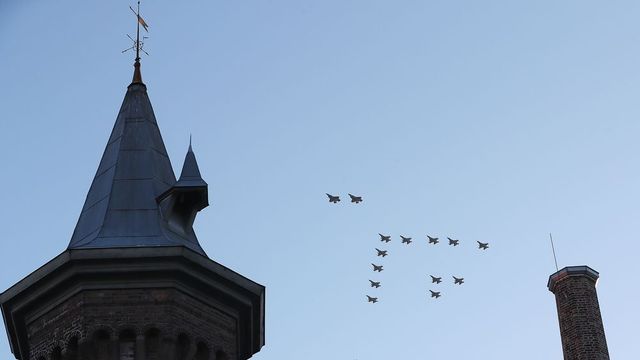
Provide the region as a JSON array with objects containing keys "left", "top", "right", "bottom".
[{"left": 179, "top": 140, "right": 205, "bottom": 183}]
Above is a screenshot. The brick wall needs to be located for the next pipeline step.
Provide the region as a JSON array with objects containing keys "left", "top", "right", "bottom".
[
  {"left": 549, "top": 267, "right": 609, "bottom": 360},
  {"left": 26, "top": 288, "right": 237, "bottom": 360}
]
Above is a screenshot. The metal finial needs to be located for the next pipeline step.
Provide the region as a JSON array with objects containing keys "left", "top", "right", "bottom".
[
  {"left": 122, "top": 1, "right": 149, "bottom": 84},
  {"left": 189, "top": 134, "right": 193, "bottom": 151}
]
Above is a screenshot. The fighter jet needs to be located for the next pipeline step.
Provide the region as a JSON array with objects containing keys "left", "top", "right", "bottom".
[
  {"left": 430, "top": 275, "right": 442, "bottom": 284},
  {"left": 400, "top": 236, "right": 412, "bottom": 244},
  {"left": 448, "top": 237, "right": 459, "bottom": 246},
  {"left": 326, "top": 193, "right": 340, "bottom": 203},
  {"left": 453, "top": 276, "right": 464, "bottom": 285},
  {"left": 367, "top": 295, "right": 378, "bottom": 303},
  {"left": 369, "top": 280, "right": 381, "bottom": 288},
  {"left": 427, "top": 236, "right": 439, "bottom": 245},
  {"left": 477, "top": 241, "right": 489, "bottom": 250},
  {"left": 379, "top": 233, "right": 391, "bottom": 243},
  {"left": 349, "top": 193, "right": 363, "bottom": 203},
  {"left": 375, "top": 248, "right": 388, "bottom": 257},
  {"left": 429, "top": 290, "right": 441, "bottom": 299},
  {"left": 372, "top": 263, "right": 384, "bottom": 272}
]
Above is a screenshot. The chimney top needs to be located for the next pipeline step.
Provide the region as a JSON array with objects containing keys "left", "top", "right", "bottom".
[{"left": 548, "top": 265, "right": 599, "bottom": 293}]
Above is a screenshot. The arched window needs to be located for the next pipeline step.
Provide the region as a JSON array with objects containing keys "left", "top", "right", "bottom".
[
  {"left": 175, "top": 333, "right": 191, "bottom": 359},
  {"left": 51, "top": 346, "right": 62, "bottom": 360},
  {"left": 119, "top": 329, "right": 136, "bottom": 360},
  {"left": 145, "top": 328, "right": 161, "bottom": 360},
  {"left": 93, "top": 329, "right": 112, "bottom": 360},
  {"left": 215, "top": 349, "right": 228, "bottom": 360},
  {"left": 194, "top": 342, "right": 209, "bottom": 360},
  {"left": 66, "top": 336, "right": 79, "bottom": 360}
]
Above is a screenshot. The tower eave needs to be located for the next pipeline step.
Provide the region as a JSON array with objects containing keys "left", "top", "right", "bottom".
[
  {"left": 0, "top": 247, "right": 265, "bottom": 359},
  {"left": 547, "top": 265, "right": 600, "bottom": 292}
]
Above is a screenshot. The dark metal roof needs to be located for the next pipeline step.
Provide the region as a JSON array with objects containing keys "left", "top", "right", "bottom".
[
  {"left": 68, "top": 70, "right": 208, "bottom": 256},
  {"left": 176, "top": 143, "right": 208, "bottom": 188}
]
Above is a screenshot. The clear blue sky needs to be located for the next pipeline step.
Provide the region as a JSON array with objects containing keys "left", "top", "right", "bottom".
[{"left": 2, "top": 1, "right": 639, "bottom": 358}]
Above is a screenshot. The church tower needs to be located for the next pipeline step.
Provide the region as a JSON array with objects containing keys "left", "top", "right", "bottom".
[{"left": 0, "top": 55, "right": 265, "bottom": 359}]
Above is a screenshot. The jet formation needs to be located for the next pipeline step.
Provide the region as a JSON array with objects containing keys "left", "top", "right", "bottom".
[
  {"left": 323, "top": 193, "right": 491, "bottom": 304},
  {"left": 365, "top": 234, "right": 489, "bottom": 303},
  {"left": 326, "top": 193, "right": 362, "bottom": 204}
]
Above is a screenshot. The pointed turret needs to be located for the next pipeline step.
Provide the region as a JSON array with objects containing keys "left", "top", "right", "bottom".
[
  {"left": 156, "top": 141, "right": 209, "bottom": 240},
  {"left": 68, "top": 66, "right": 207, "bottom": 256},
  {"left": 176, "top": 138, "right": 208, "bottom": 189}
]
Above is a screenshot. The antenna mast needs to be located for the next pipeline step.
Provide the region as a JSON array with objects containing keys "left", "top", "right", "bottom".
[{"left": 549, "top": 233, "right": 559, "bottom": 271}]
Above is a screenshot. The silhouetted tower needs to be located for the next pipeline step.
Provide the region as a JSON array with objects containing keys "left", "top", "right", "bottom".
[
  {"left": 0, "top": 58, "right": 264, "bottom": 359},
  {"left": 548, "top": 266, "right": 609, "bottom": 360}
]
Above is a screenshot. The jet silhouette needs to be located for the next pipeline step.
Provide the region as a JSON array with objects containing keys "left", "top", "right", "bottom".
[
  {"left": 349, "top": 193, "right": 363, "bottom": 203},
  {"left": 372, "top": 263, "right": 384, "bottom": 272},
  {"left": 448, "top": 237, "right": 459, "bottom": 246},
  {"left": 369, "top": 280, "right": 381, "bottom": 288},
  {"left": 477, "top": 241, "right": 489, "bottom": 250},
  {"left": 367, "top": 295, "right": 378, "bottom": 303},
  {"left": 326, "top": 193, "right": 340, "bottom": 203},
  {"left": 428, "top": 236, "right": 439, "bottom": 245},
  {"left": 379, "top": 233, "right": 391, "bottom": 243},
  {"left": 430, "top": 275, "right": 442, "bottom": 284},
  {"left": 400, "top": 236, "right": 412, "bottom": 244},
  {"left": 375, "top": 248, "right": 388, "bottom": 257},
  {"left": 429, "top": 290, "right": 441, "bottom": 299},
  {"left": 453, "top": 276, "right": 464, "bottom": 285}
]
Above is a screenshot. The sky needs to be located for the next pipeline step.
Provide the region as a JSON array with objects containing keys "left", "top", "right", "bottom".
[{"left": 1, "top": 0, "right": 640, "bottom": 359}]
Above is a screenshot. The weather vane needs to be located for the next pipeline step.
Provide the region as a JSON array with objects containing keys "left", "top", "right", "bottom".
[{"left": 122, "top": 1, "right": 150, "bottom": 60}]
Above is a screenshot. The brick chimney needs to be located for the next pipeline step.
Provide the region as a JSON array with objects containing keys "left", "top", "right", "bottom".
[{"left": 547, "top": 266, "right": 610, "bottom": 360}]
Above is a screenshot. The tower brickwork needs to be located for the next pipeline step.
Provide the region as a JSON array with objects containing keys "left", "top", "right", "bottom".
[{"left": 548, "top": 266, "right": 609, "bottom": 360}]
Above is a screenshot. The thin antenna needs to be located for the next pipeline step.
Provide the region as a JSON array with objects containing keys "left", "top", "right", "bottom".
[{"left": 549, "top": 233, "right": 559, "bottom": 271}]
